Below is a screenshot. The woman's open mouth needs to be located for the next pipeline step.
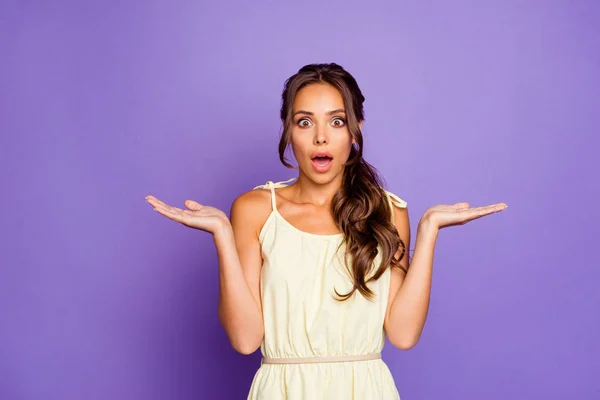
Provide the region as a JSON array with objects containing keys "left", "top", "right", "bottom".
[{"left": 311, "top": 153, "right": 333, "bottom": 173}]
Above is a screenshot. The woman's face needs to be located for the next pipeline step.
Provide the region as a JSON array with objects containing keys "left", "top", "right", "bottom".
[{"left": 289, "top": 83, "right": 360, "bottom": 184}]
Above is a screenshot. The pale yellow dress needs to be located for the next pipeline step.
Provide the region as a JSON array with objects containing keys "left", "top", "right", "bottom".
[{"left": 247, "top": 178, "right": 407, "bottom": 400}]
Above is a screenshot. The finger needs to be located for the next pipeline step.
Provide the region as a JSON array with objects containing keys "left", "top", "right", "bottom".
[
  {"left": 153, "top": 199, "right": 183, "bottom": 214},
  {"left": 153, "top": 204, "right": 175, "bottom": 218},
  {"left": 434, "top": 204, "right": 470, "bottom": 212},
  {"left": 146, "top": 196, "right": 171, "bottom": 209},
  {"left": 484, "top": 203, "right": 507, "bottom": 212},
  {"left": 467, "top": 204, "right": 506, "bottom": 219},
  {"left": 145, "top": 195, "right": 162, "bottom": 204},
  {"left": 153, "top": 204, "right": 187, "bottom": 223},
  {"left": 184, "top": 200, "right": 203, "bottom": 211}
]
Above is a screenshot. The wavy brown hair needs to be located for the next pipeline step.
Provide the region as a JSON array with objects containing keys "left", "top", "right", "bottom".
[{"left": 278, "top": 63, "right": 409, "bottom": 301}]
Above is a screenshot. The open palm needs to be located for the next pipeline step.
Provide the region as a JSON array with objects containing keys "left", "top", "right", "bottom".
[
  {"left": 145, "top": 195, "right": 229, "bottom": 234},
  {"left": 422, "top": 202, "right": 507, "bottom": 230}
]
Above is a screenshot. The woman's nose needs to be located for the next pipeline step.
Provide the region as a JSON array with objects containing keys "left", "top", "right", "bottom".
[{"left": 313, "top": 126, "right": 328, "bottom": 144}]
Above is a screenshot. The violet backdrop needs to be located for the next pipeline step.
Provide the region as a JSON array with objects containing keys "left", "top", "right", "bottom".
[{"left": 1, "top": 0, "right": 599, "bottom": 399}]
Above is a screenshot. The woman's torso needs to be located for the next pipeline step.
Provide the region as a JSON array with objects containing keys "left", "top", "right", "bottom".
[{"left": 247, "top": 178, "right": 406, "bottom": 400}]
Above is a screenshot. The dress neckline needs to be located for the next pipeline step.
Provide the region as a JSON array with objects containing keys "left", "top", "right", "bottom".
[
  {"left": 272, "top": 208, "right": 344, "bottom": 239},
  {"left": 261, "top": 177, "right": 344, "bottom": 239}
]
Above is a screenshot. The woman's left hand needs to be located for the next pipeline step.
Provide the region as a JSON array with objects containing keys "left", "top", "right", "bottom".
[{"left": 420, "top": 202, "right": 508, "bottom": 231}]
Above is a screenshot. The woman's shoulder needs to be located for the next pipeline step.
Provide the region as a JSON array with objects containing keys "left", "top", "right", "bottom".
[
  {"left": 229, "top": 184, "right": 273, "bottom": 233},
  {"left": 233, "top": 185, "right": 271, "bottom": 205}
]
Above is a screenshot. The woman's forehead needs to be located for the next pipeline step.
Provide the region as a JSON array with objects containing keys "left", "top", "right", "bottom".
[{"left": 293, "top": 83, "right": 345, "bottom": 113}]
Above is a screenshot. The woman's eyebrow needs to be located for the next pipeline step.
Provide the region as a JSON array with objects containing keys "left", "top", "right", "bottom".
[{"left": 292, "top": 109, "right": 346, "bottom": 117}]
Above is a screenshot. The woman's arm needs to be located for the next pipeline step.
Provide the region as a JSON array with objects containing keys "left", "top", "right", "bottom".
[
  {"left": 145, "top": 189, "right": 267, "bottom": 355},
  {"left": 384, "top": 200, "right": 507, "bottom": 350},
  {"left": 384, "top": 208, "right": 437, "bottom": 350},
  {"left": 216, "top": 190, "right": 268, "bottom": 354}
]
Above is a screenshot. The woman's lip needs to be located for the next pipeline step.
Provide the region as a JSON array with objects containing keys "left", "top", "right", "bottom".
[
  {"left": 311, "top": 151, "right": 334, "bottom": 159},
  {"left": 311, "top": 158, "right": 333, "bottom": 173}
]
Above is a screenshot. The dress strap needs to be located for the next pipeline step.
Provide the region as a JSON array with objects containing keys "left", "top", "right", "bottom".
[
  {"left": 383, "top": 189, "right": 407, "bottom": 221},
  {"left": 253, "top": 177, "right": 297, "bottom": 212}
]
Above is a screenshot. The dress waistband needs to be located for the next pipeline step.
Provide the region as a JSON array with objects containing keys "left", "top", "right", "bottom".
[{"left": 262, "top": 352, "right": 381, "bottom": 365}]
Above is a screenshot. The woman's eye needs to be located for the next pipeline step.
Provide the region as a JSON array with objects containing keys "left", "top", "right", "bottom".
[
  {"left": 332, "top": 118, "right": 346, "bottom": 127},
  {"left": 298, "top": 119, "right": 312, "bottom": 127}
]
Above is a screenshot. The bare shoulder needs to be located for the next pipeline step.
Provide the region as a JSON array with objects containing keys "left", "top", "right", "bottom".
[{"left": 230, "top": 188, "right": 273, "bottom": 237}]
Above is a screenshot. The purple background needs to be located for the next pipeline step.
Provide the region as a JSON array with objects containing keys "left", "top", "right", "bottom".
[{"left": 1, "top": 1, "right": 599, "bottom": 399}]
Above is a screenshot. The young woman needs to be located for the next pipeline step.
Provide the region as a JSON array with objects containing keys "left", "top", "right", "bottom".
[{"left": 145, "top": 63, "right": 507, "bottom": 399}]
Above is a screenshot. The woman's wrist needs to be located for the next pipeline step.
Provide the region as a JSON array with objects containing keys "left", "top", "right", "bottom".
[
  {"left": 213, "top": 220, "right": 234, "bottom": 245},
  {"left": 417, "top": 217, "right": 439, "bottom": 237}
]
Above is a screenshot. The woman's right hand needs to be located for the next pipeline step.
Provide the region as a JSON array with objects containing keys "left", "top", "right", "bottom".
[{"left": 145, "top": 195, "right": 230, "bottom": 235}]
